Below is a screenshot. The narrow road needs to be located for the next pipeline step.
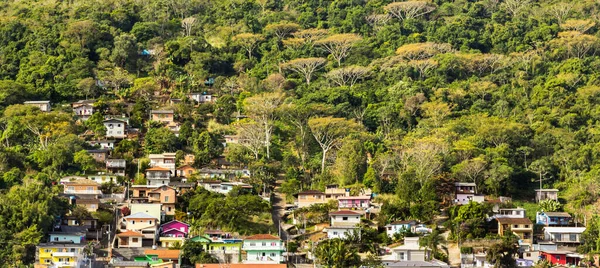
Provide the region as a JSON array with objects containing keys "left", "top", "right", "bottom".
[{"left": 271, "top": 180, "right": 289, "bottom": 241}]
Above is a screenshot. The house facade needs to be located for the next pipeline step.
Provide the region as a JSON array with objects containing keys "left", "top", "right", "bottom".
[
  {"left": 87, "top": 149, "right": 109, "bottom": 163},
  {"left": 122, "top": 212, "right": 159, "bottom": 243},
  {"left": 149, "top": 153, "right": 177, "bottom": 175},
  {"left": 494, "top": 218, "right": 533, "bottom": 249},
  {"left": 63, "top": 179, "right": 102, "bottom": 196},
  {"left": 242, "top": 234, "right": 285, "bottom": 264},
  {"left": 337, "top": 196, "right": 371, "bottom": 209},
  {"left": 106, "top": 159, "right": 127, "bottom": 176},
  {"left": 540, "top": 250, "right": 584, "bottom": 266},
  {"left": 129, "top": 203, "right": 163, "bottom": 223},
  {"left": 385, "top": 237, "right": 431, "bottom": 262},
  {"left": 454, "top": 182, "right": 484, "bottom": 205},
  {"left": 535, "top": 189, "right": 559, "bottom": 202},
  {"left": 191, "top": 233, "right": 243, "bottom": 264},
  {"left": 327, "top": 210, "right": 362, "bottom": 239},
  {"left": 104, "top": 119, "right": 128, "bottom": 139},
  {"left": 177, "top": 165, "right": 196, "bottom": 178},
  {"left": 145, "top": 166, "right": 172, "bottom": 186},
  {"left": 295, "top": 190, "right": 327, "bottom": 208},
  {"left": 72, "top": 100, "right": 95, "bottom": 121},
  {"left": 543, "top": 227, "right": 586, "bottom": 247},
  {"left": 88, "top": 140, "right": 116, "bottom": 150},
  {"left": 117, "top": 230, "right": 144, "bottom": 248},
  {"left": 494, "top": 208, "right": 526, "bottom": 219},
  {"left": 36, "top": 243, "right": 85, "bottom": 267},
  {"left": 49, "top": 232, "right": 85, "bottom": 244},
  {"left": 24, "top": 100, "right": 51, "bottom": 112},
  {"left": 536, "top": 212, "right": 571, "bottom": 226},
  {"left": 188, "top": 92, "right": 215, "bottom": 103},
  {"left": 385, "top": 220, "right": 417, "bottom": 238},
  {"left": 160, "top": 221, "right": 189, "bottom": 238}
]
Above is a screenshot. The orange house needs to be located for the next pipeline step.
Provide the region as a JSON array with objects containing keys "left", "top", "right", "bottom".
[
  {"left": 63, "top": 179, "right": 102, "bottom": 196},
  {"left": 131, "top": 185, "right": 177, "bottom": 216},
  {"left": 150, "top": 110, "right": 175, "bottom": 124},
  {"left": 177, "top": 165, "right": 196, "bottom": 178}
]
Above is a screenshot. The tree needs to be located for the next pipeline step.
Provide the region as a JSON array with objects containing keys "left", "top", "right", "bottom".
[
  {"left": 181, "top": 17, "right": 196, "bottom": 37},
  {"left": 315, "top": 34, "right": 362, "bottom": 66},
  {"left": 63, "top": 20, "right": 98, "bottom": 51},
  {"left": 293, "top": 28, "right": 328, "bottom": 47},
  {"left": 529, "top": 158, "right": 552, "bottom": 191},
  {"left": 325, "top": 65, "right": 370, "bottom": 87},
  {"left": 486, "top": 232, "right": 519, "bottom": 268},
  {"left": 384, "top": 1, "right": 436, "bottom": 21},
  {"left": 111, "top": 34, "right": 138, "bottom": 67},
  {"left": 315, "top": 238, "right": 361, "bottom": 268},
  {"left": 452, "top": 157, "right": 487, "bottom": 192},
  {"left": 282, "top": 57, "right": 326, "bottom": 85},
  {"left": 236, "top": 120, "right": 264, "bottom": 160},
  {"left": 560, "top": 19, "right": 595, "bottom": 34},
  {"left": 539, "top": 199, "right": 562, "bottom": 212},
  {"left": 76, "top": 78, "right": 99, "bottom": 100},
  {"left": 181, "top": 241, "right": 218, "bottom": 265},
  {"left": 419, "top": 229, "right": 447, "bottom": 261},
  {"left": 192, "top": 131, "right": 223, "bottom": 166},
  {"left": 144, "top": 127, "right": 178, "bottom": 154},
  {"left": 265, "top": 21, "right": 301, "bottom": 40},
  {"left": 74, "top": 150, "right": 96, "bottom": 174},
  {"left": 395, "top": 42, "right": 452, "bottom": 61},
  {"left": 232, "top": 33, "right": 264, "bottom": 59},
  {"left": 547, "top": 3, "right": 573, "bottom": 25},
  {"left": 308, "top": 117, "right": 361, "bottom": 174},
  {"left": 502, "top": 0, "right": 531, "bottom": 17},
  {"left": 243, "top": 92, "right": 284, "bottom": 159},
  {"left": 399, "top": 136, "right": 448, "bottom": 184}
]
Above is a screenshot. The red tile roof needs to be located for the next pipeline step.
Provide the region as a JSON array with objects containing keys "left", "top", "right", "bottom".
[
  {"left": 144, "top": 249, "right": 180, "bottom": 259},
  {"left": 244, "top": 234, "right": 280, "bottom": 240},
  {"left": 496, "top": 218, "right": 533, "bottom": 225},
  {"left": 117, "top": 230, "right": 143, "bottom": 237},
  {"left": 146, "top": 166, "right": 171, "bottom": 171}
]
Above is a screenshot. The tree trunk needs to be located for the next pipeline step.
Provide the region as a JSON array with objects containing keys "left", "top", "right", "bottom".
[{"left": 321, "top": 149, "right": 328, "bottom": 174}]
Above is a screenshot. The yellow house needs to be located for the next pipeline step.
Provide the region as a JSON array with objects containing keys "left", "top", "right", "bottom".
[
  {"left": 36, "top": 243, "right": 85, "bottom": 267},
  {"left": 495, "top": 217, "right": 533, "bottom": 249},
  {"left": 159, "top": 236, "right": 185, "bottom": 248}
]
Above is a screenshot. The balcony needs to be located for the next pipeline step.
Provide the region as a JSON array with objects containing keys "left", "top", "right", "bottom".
[
  {"left": 243, "top": 245, "right": 286, "bottom": 251},
  {"left": 55, "top": 262, "right": 77, "bottom": 267},
  {"left": 209, "top": 249, "right": 240, "bottom": 254},
  {"left": 64, "top": 189, "right": 103, "bottom": 195},
  {"left": 53, "top": 252, "right": 77, "bottom": 257}
]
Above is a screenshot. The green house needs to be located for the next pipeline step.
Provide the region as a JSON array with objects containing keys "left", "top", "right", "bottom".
[
  {"left": 190, "top": 233, "right": 243, "bottom": 263},
  {"left": 134, "top": 254, "right": 163, "bottom": 265}
]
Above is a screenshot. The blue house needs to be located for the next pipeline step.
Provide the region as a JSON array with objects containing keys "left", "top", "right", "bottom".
[
  {"left": 49, "top": 231, "right": 86, "bottom": 244},
  {"left": 536, "top": 212, "right": 571, "bottom": 226},
  {"left": 385, "top": 220, "right": 417, "bottom": 238}
]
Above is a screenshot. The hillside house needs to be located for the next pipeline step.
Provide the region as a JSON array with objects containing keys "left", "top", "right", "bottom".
[
  {"left": 326, "top": 210, "right": 362, "bottom": 239},
  {"left": 176, "top": 165, "right": 196, "bottom": 179},
  {"left": 535, "top": 189, "right": 559, "bottom": 202},
  {"left": 455, "top": 182, "right": 484, "bottom": 205},
  {"left": 36, "top": 243, "right": 85, "bottom": 267},
  {"left": 129, "top": 203, "right": 162, "bottom": 223},
  {"left": 72, "top": 100, "right": 95, "bottom": 120},
  {"left": 242, "top": 234, "right": 284, "bottom": 264},
  {"left": 145, "top": 166, "right": 172, "bottom": 186},
  {"left": 337, "top": 196, "right": 371, "bottom": 209},
  {"left": 149, "top": 153, "right": 177, "bottom": 175},
  {"left": 159, "top": 221, "right": 189, "bottom": 248},
  {"left": 542, "top": 227, "right": 586, "bottom": 247},
  {"left": 88, "top": 140, "right": 116, "bottom": 150},
  {"left": 131, "top": 185, "right": 176, "bottom": 216},
  {"left": 188, "top": 92, "right": 215, "bottom": 103},
  {"left": 196, "top": 168, "right": 250, "bottom": 180},
  {"left": 104, "top": 118, "right": 128, "bottom": 139},
  {"left": 540, "top": 250, "right": 584, "bottom": 266},
  {"left": 536, "top": 212, "right": 572, "bottom": 226},
  {"left": 191, "top": 232, "right": 243, "bottom": 264},
  {"left": 493, "top": 218, "right": 533, "bottom": 249},
  {"left": 117, "top": 230, "right": 144, "bottom": 248},
  {"left": 383, "top": 237, "right": 431, "bottom": 262},
  {"left": 24, "top": 100, "right": 51, "bottom": 112},
  {"left": 122, "top": 212, "right": 159, "bottom": 244},
  {"left": 385, "top": 220, "right": 417, "bottom": 238},
  {"left": 295, "top": 190, "right": 327, "bottom": 208},
  {"left": 106, "top": 159, "right": 126, "bottom": 176},
  {"left": 493, "top": 207, "right": 526, "bottom": 219}
]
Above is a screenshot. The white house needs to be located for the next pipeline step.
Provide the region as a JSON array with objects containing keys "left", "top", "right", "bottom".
[
  {"left": 242, "top": 234, "right": 285, "bottom": 264},
  {"left": 72, "top": 100, "right": 95, "bottom": 121},
  {"left": 493, "top": 207, "right": 526, "bottom": 219},
  {"left": 543, "top": 227, "right": 586, "bottom": 247},
  {"left": 103, "top": 119, "right": 127, "bottom": 139},
  {"left": 384, "top": 237, "right": 431, "bottom": 262},
  {"left": 88, "top": 140, "right": 116, "bottom": 150},
  {"left": 455, "top": 182, "right": 484, "bottom": 205},
  {"left": 24, "top": 100, "right": 51, "bottom": 112},
  {"left": 188, "top": 92, "right": 216, "bottom": 103},
  {"left": 149, "top": 153, "right": 177, "bottom": 175},
  {"left": 145, "top": 166, "right": 172, "bottom": 186},
  {"left": 385, "top": 220, "right": 417, "bottom": 238},
  {"left": 326, "top": 210, "right": 362, "bottom": 239},
  {"left": 116, "top": 230, "right": 144, "bottom": 248}
]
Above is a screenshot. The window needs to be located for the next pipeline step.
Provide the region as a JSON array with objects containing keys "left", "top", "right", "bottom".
[
  {"left": 91, "top": 204, "right": 97, "bottom": 209},
  {"left": 108, "top": 124, "right": 113, "bottom": 129},
  {"left": 333, "top": 231, "right": 338, "bottom": 235},
  {"left": 398, "top": 252, "right": 405, "bottom": 260},
  {"left": 68, "top": 186, "right": 74, "bottom": 191},
  {"left": 148, "top": 220, "right": 153, "bottom": 224},
  {"left": 44, "top": 259, "right": 51, "bottom": 264},
  {"left": 271, "top": 242, "right": 277, "bottom": 246},
  {"left": 524, "top": 225, "right": 529, "bottom": 228},
  {"left": 180, "top": 227, "right": 185, "bottom": 231},
  {"left": 165, "top": 196, "right": 169, "bottom": 202},
  {"left": 270, "top": 252, "right": 276, "bottom": 257},
  {"left": 262, "top": 242, "right": 267, "bottom": 246},
  {"left": 342, "top": 217, "right": 348, "bottom": 221},
  {"left": 132, "top": 220, "right": 135, "bottom": 224},
  {"left": 570, "top": 234, "right": 577, "bottom": 241},
  {"left": 513, "top": 225, "right": 519, "bottom": 228},
  {"left": 168, "top": 207, "right": 172, "bottom": 212},
  {"left": 249, "top": 243, "right": 256, "bottom": 246},
  {"left": 556, "top": 256, "right": 561, "bottom": 261},
  {"left": 117, "top": 124, "right": 121, "bottom": 127},
  {"left": 526, "top": 253, "right": 531, "bottom": 257},
  {"left": 54, "top": 237, "right": 59, "bottom": 241},
  {"left": 132, "top": 238, "right": 138, "bottom": 243},
  {"left": 44, "top": 249, "right": 52, "bottom": 253}
]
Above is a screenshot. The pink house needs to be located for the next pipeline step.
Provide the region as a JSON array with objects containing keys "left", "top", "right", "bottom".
[
  {"left": 160, "top": 220, "right": 189, "bottom": 238},
  {"left": 338, "top": 196, "right": 371, "bottom": 209}
]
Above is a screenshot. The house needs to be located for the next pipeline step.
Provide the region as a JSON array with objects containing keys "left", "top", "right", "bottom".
[
  {"left": 73, "top": 197, "right": 100, "bottom": 212},
  {"left": 143, "top": 249, "right": 181, "bottom": 264},
  {"left": 196, "top": 168, "right": 251, "bottom": 180},
  {"left": 191, "top": 232, "right": 243, "bottom": 264},
  {"left": 540, "top": 250, "right": 584, "bottom": 266},
  {"left": 146, "top": 166, "right": 172, "bottom": 186},
  {"left": 117, "top": 230, "right": 144, "bottom": 248},
  {"left": 454, "top": 182, "right": 484, "bottom": 205},
  {"left": 36, "top": 243, "right": 85, "bottom": 267},
  {"left": 111, "top": 261, "right": 150, "bottom": 268},
  {"left": 160, "top": 221, "right": 189, "bottom": 237},
  {"left": 87, "top": 148, "right": 110, "bottom": 163},
  {"left": 337, "top": 196, "right": 371, "bottom": 209},
  {"left": 129, "top": 204, "right": 163, "bottom": 223},
  {"left": 198, "top": 181, "right": 253, "bottom": 195},
  {"left": 242, "top": 234, "right": 284, "bottom": 264},
  {"left": 295, "top": 190, "right": 327, "bottom": 208},
  {"left": 72, "top": 100, "right": 95, "bottom": 121},
  {"left": 177, "top": 165, "right": 196, "bottom": 179},
  {"left": 542, "top": 227, "right": 586, "bottom": 247},
  {"left": 88, "top": 139, "right": 116, "bottom": 150},
  {"left": 49, "top": 232, "right": 86, "bottom": 244},
  {"left": 223, "top": 135, "right": 240, "bottom": 147},
  {"left": 122, "top": 212, "right": 159, "bottom": 243},
  {"left": 107, "top": 159, "right": 127, "bottom": 176},
  {"left": 536, "top": 212, "right": 572, "bottom": 226},
  {"left": 131, "top": 185, "right": 177, "bottom": 216},
  {"left": 150, "top": 110, "right": 175, "bottom": 124},
  {"left": 87, "top": 174, "right": 118, "bottom": 184},
  {"left": 104, "top": 118, "right": 128, "bottom": 139},
  {"left": 61, "top": 216, "right": 99, "bottom": 229},
  {"left": 493, "top": 207, "right": 526, "bottom": 219},
  {"left": 326, "top": 210, "right": 362, "bottom": 239},
  {"left": 63, "top": 179, "right": 102, "bottom": 196},
  {"left": 493, "top": 218, "right": 533, "bottom": 249},
  {"left": 24, "top": 100, "right": 51, "bottom": 112},
  {"left": 385, "top": 220, "right": 417, "bottom": 238},
  {"left": 182, "top": 154, "right": 195, "bottom": 165},
  {"left": 196, "top": 265, "right": 286, "bottom": 268},
  {"left": 169, "top": 182, "right": 195, "bottom": 195},
  {"left": 149, "top": 153, "right": 177, "bottom": 175},
  {"left": 188, "top": 92, "right": 215, "bottom": 103},
  {"left": 324, "top": 184, "right": 349, "bottom": 199},
  {"left": 535, "top": 189, "right": 559, "bottom": 202},
  {"left": 383, "top": 237, "right": 431, "bottom": 262}
]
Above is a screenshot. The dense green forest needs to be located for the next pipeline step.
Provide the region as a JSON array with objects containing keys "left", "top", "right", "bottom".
[{"left": 2, "top": 0, "right": 600, "bottom": 264}]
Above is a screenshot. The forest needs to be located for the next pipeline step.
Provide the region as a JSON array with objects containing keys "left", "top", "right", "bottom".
[{"left": 2, "top": 0, "right": 600, "bottom": 265}]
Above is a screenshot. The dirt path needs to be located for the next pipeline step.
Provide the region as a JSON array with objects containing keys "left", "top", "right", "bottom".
[{"left": 271, "top": 180, "right": 289, "bottom": 241}]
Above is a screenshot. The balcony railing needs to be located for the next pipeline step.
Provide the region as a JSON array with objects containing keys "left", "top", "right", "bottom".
[
  {"left": 65, "top": 189, "right": 103, "bottom": 195},
  {"left": 243, "top": 245, "right": 285, "bottom": 251},
  {"left": 53, "top": 252, "right": 77, "bottom": 257}
]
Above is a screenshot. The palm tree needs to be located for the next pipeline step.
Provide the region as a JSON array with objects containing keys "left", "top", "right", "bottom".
[
  {"left": 315, "top": 239, "right": 361, "bottom": 268},
  {"left": 419, "top": 229, "right": 447, "bottom": 260}
]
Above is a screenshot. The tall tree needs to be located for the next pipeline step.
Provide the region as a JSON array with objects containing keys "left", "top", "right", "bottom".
[
  {"left": 308, "top": 117, "right": 361, "bottom": 174},
  {"left": 282, "top": 57, "right": 326, "bottom": 85},
  {"left": 315, "top": 34, "right": 362, "bottom": 66},
  {"left": 232, "top": 33, "right": 264, "bottom": 59}
]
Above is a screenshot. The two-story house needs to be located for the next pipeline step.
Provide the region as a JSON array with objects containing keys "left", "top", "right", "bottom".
[
  {"left": 188, "top": 92, "right": 215, "bottom": 104},
  {"left": 104, "top": 118, "right": 128, "bottom": 139},
  {"left": 295, "top": 190, "right": 327, "bottom": 208},
  {"left": 72, "top": 100, "right": 95, "bottom": 121},
  {"left": 36, "top": 243, "right": 85, "bottom": 267},
  {"left": 24, "top": 100, "right": 51, "bottom": 112},
  {"left": 129, "top": 203, "right": 163, "bottom": 223},
  {"left": 536, "top": 212, "right": 571, "bottom": 226},
  {"left": 176, "top": 165, "right": 196, "bottom": 179},
  {"left": 159, "top": 220, "right": 189, "bottom": 248},
  {"left": 493, "top": 218, "right": 533, "bottom": 250},
  {"left": 63, "top": 179, "right": 102, "bottom": 211},
  {"left": 337, "top": 196, "right": 371, "bottom": 210},
  {"left": 117, "top": 230, "right": 144, "bottom": 248},
  {"left": 543, "top": 227, "right": 586, "bottom": 247},
  {"left": 493, "top": 207, "right": 527, "bottom": 219},
  {"left": 122, "top": 212, "right": 159, "bottom": 244},
  {"left": 324, "top": 184, "right": 348, "bottom": 200},
  {"left": 150, "top": 110, "right": 180, "bottom": 136},
  {"left": 148, "top": 185, "right": 176, "bottom": 216},
  {"left": 454, "top": 182, "right": 484, "bottom": 205},
  {"left": 326, "top": 210, "right": 362, "bottom": 239},
  {"left": 384, "top": 237, "right": 431, "bottom": 262},
  {"left": 149, "top": 153, "right": 177, "bottom": 175},
  {"left": 198, "top": 181, "right": 253, "bottom": 195},
  {"left": 146, "top": 166, "right": 172, "bottom": 186},
  {"left": 242, "top": 234, "right": 284, "bottom": 264},
  {"left": 49, "top": 232, "right": 86, "bottom": 244},
  {"left": 385, "top": 220, "right": 417, "bottom": 238},
  {"left": 535, "top": 189, "right": 559, "bottom": 202},
  {"left": 106, "top": 159, "right": 127, "bottom": 176},
  {"left": 191, "top": 231, "right": 243, "bottom": 264}
]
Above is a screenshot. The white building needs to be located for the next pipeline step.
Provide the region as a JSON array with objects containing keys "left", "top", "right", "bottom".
[
  {"left": 543, "top": 227, "right": 586, "bottom": 247},
  {"left": 149, "top": 153, "right": 177, "bottom": 175},
  {"left": 145, "top": 166, "right": 172, "bottom": 186},
  {"left": 103, "top": 119, "right": 127, "bottom": 139},
  {"left": 242, "top": 234, "right": 285, "bottom": 264},
  {"left": 385, "top": 220, "right": 417, "bottom": 238},
  {"left": 326, "top": 210, "right": 362, "bottom": 239},
  {"left": 88, "top": 140, "right": 116, "bottom": 150},
  {"left": 188, "top": 92, "right": 216, "bottom": 103},
  {"left": 455, "top": 182, "right": 484, "bottom": 205},
  {"left": 72, "top": 100, "right": 95, "bottom": 121},
  {"left": 24, "top": 100, "right": 51, "bottom": 112},
  {"left": 493, "top": 207, "right": 526, "bottom": 219},
  {"left": 382, "top": 237, "right": 449, "bottom": 268}
]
